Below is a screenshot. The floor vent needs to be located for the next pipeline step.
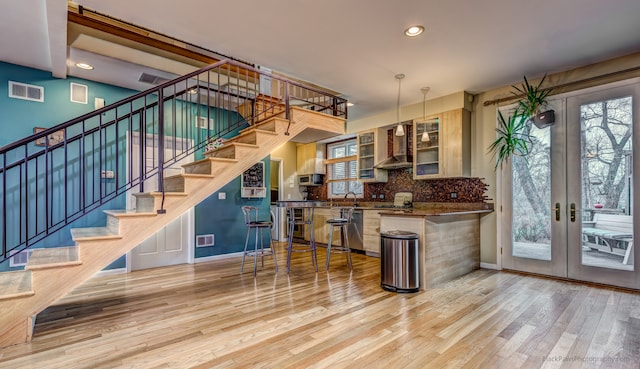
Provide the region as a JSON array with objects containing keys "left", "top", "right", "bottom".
[
  {"left": 9, "top": 249, "right": 34, "bottom": 267},
  {"left": 9, "top": 81, "right": 44, "bottom": 102},
  {"left": 196, "top": 234, "right": 214, "bottom": 247}
]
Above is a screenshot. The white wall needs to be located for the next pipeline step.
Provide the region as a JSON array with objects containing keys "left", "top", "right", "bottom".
[{"left": 271, "top": 141, "right": 304, "bottom": 201}]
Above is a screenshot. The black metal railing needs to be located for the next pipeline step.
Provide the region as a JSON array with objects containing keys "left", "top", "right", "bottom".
[{"left": 0, "top": 59, "right": 347, "bottom": 264}]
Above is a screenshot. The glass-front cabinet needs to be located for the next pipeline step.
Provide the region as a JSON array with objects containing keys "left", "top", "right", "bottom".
[
  {"left": 413, "top": 109, "right": 471, "bottom": 179},
  {"left": 357, "top": 129, "right": 388, "bottom": 182},
  {"left": 414, "top": 116, "right": 440, "bottom": 177}
]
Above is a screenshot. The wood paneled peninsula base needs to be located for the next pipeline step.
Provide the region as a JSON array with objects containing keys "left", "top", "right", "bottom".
[{"left": 378, "top": 208, "right": 492, "bottom": 290}]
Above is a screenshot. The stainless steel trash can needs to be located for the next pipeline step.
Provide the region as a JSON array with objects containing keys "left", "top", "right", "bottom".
[{"left": 380, "top": 231, "right": 419, "bottom": 293}]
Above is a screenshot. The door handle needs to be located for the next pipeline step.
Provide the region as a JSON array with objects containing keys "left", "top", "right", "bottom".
[
  {"left": 570, "top": 203, "right": 576, "bottom": 222},
  {"left": 554, "top": 203, "right": 561, "bottom": 221}
]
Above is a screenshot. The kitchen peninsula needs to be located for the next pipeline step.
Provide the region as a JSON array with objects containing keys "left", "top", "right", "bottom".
[{"left": 378, "top": 204, "right": 493, "bottom": 289}]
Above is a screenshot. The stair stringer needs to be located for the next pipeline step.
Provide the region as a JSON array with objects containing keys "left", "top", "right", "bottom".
[{"left": 0, "top": 112, "right": 344, "bottom": 348}]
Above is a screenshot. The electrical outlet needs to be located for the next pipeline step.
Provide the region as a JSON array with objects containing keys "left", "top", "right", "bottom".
[{"left": 450, "top": 192, "right": 458, "bottom": 199}]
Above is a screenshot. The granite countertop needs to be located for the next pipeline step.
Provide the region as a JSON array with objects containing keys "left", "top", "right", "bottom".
[
  {"left": 316, "top": 202, "right": 494, "bottom": 215},
  {"left": 275, "top": 200, "right": 327, "bottom": 207},
  {"left": 376, "top": 208, "right": 493, "bottom": 217}
]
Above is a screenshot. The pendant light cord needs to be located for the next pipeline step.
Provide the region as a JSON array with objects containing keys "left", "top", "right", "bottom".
[
  {"left": 396, "top": 74, "right": 404, "bottom": 124},
  {"left": 394, "top": 74, "right": 405, "bottom": 136},
  {"left": 421, "top": 86, "right": 430, "bottom": 120}
]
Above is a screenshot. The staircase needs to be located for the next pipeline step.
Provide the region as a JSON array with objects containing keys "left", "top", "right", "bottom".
[{"left": 0, "top": 59, "right": 346, "bottom": 348}]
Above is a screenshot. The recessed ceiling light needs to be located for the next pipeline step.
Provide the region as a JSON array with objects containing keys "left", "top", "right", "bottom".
[
  {"left": 404, "top": 25, "right": 424, "bottom": 37},
  {"left": 75, "top": 63, "right": 94, "bottom": 70},
  {"left": 187, "top": 88, "right": 198, "bottom": 94},
  {"left": 347, "top": 102, "right": 354, "bottom": 107}
]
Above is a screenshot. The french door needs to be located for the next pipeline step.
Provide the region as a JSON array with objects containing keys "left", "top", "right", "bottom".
[{"left": 502, "top": 80, "right": 640, "bottom": 289}]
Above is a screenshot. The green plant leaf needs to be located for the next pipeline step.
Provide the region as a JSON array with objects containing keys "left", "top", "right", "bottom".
[
  {"left": 510, "top": 74, "right": 552, "bottom": 117},
  {"left": 488, "top": 111, "right": 532, "bottom": 169}
]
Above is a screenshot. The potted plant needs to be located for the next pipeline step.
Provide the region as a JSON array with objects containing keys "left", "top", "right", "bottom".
[
  {"left": 488, "top": 74, "right": 554, "bottom": 168},
  {"left": 489, "top": 110, "right": 532, "bottom": 168},
  {"left": 512, "top": 74, "right": 554, "bottom": 128}
]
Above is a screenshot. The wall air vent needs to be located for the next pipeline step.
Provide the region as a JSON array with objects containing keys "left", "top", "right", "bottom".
[
  {"left": 70, "top": 83, "right": 88, "bottom": 104},
  {"left": 196, "top": 234, "right": 214, "bottom": 247},
  {"left": 9, "top": 248, "right": 34, "bottom": 267},
  {"left": 138, "top": 72, "right": 170, "bottom": 85},
  {"left": 196, "top": 116, "right": 214, "bottom": 129},
  {"left": 9, "top": 81, "right": 44, "bottom": 102}
]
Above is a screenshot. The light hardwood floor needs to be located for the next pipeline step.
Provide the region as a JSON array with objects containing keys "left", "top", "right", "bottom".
[{"left": 0, "top": 242, "right": 639, "bottom": 369}]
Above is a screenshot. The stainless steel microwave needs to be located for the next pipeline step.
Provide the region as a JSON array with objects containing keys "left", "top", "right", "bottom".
[{"left": 298, "top": 173, "right": 324, "bottom": 186}]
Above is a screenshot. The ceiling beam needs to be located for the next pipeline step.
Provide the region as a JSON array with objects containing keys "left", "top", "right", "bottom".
[{"left": 47, "top": 0, "right": 68, "bottom": 78}]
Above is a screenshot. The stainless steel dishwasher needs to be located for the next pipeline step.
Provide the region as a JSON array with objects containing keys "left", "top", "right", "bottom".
[{"left": 345, "top": 209, "right": 363, "bottom": 251}]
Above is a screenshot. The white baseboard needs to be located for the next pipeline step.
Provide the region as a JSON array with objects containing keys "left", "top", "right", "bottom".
[
  {"left": 195, "top": 252, "right": 244, "bottom": 263},
  {"left": 94, "top": 267, "right": 127, "bottom": 277},
  {"left": 480, "top": 262, "right": 500, "bottom": 270}
]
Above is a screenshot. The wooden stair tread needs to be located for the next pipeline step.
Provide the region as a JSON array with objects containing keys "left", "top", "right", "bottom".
[
  {"left": 26, "top": 247, "right": 81, "bottom": 270},
  {"left": 0, "top": 271, "right": 33, "bottom": 300},
  {"left": 70, "top": 227, "right": 121, "bottom": 241},
  {"left": 182, "top": 157, "right": 238, "bottom": 169},
  {"left": 238, "top": 128, "right": 278, "bottom": 137},
  {"left": 164, "top": 173, "right": 215, "bottom": 181},
  {"left": 133, "top": 191, "right": 189, "bottom": 198},
  {"left": 227, "top": 142, "right": 259, "bottom": 148},
  {"left": 103, "top": 209, "right": 158, "bottom": 218},
  {"left": 239, "top": 116, "right": 289, "bottom": 134}
]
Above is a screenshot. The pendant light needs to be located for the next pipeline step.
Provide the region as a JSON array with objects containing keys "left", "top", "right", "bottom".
[
  {"left": 420, "top": 87, "right": 431, "bottom": 142},
  {"left": 394, "top": 74, "right": 405, "bottom": 136}
]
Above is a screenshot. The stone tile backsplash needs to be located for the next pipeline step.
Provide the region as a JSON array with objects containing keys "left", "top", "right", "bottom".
[{"left": 306, "top": 168, "right": 490, "bottom": 203}]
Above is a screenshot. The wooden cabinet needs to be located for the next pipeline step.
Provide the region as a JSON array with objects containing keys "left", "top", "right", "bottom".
[
  {"left": 413, "top": 108, "right": 471, "bottom": 179},
  {"left": 357, "top": 129, "right": 387, "bottom": 182},
  {"left": 362, "top": 210, "right": 381, "bottom": 255},
  {"left": 296, "top": 143, "right": 325, "bottom": 175}
]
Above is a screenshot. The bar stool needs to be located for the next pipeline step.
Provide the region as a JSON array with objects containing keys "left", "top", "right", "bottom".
[
  {"left": 241, "top": 206, "right": 278, "bottom": 276},
  {"left": 286, "top": 206, "right": 318, "bottom": 272},
  {"left": 325, "top": 207, "right": 354, "bottom": 270}
]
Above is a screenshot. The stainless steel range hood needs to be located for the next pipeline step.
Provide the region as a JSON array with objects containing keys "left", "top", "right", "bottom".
[{"left": 374, "top": 124, "right": 413, "bottom": 170}]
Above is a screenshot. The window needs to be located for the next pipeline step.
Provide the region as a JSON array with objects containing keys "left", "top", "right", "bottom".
[{"left": 326, "top": 139, "right": 363, "bottom": 198}]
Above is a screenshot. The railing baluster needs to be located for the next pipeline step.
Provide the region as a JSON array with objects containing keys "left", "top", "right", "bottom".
[
  {"left": 172, "top": 84, "right": 177, "bottom": 169},
  {"left": 99, "top": 113, "right": 103, "bottom": 205},
  {"left": 115, "top": 109, "right": 121, "bottom": 193},
  {"left": 18, "top": 147, "right": 24, "bottom": 245},
  {"left": 2, "top": 154, "right": 6, "bottom": 259},
  {"left": 64, "top": 128, "right": 68, "bottom": 223},
  {"left": 80, "top": 120, "right": 85, "bottom": 215},
  {"left": 157, "top": 87, "right": 165, "bottom": 214},
  {"left": 45, "top": 135, "right": 50, "bottom": 236},
  {"left": 285, "top": 80, "right": 291, "bottom": 135}
]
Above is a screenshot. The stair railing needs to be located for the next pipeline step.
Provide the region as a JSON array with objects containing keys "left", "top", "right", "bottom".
[{"left": 0, "top": 59, "right": 347, "bottom": 264}]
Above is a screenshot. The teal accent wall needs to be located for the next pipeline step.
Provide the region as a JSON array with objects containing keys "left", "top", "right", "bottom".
[
  {"left": 195, "top": 157, "right": 271, "bottom": 258},
  {"left": 0, "top": 62, "right": 139, "bottom": 146}
]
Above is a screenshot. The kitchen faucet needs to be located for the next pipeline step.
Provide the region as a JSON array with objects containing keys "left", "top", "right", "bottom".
[{"left": 345, "top": 191, "right": 358, "bottom": 207}]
